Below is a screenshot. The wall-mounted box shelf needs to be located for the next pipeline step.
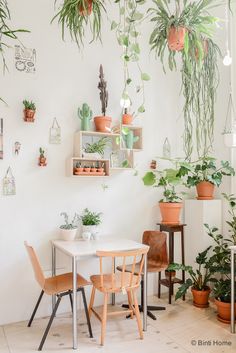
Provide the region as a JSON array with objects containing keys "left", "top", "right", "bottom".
[{"left": 120, "top": 125, "right": 143, "bottom": 151}]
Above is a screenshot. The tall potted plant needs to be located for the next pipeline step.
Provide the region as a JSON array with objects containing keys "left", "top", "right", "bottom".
[
  {"left": 60, "top": 212, "right": 79, "bottom": 241},
  {"left": 143, "top": 168, "right": 183, "bottom": 225}
]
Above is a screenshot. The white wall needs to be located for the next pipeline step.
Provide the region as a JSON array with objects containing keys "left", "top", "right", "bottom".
[{"left": 0, "top": 0, "right": 232, "bottom": 325}]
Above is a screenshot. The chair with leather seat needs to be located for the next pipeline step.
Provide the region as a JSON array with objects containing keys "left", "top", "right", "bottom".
[
  {"left": 117, "top": 231, "right": 168, "bottom": 320},
  {"left": 24, "top": 241, "right": 93, "bottom": 351}
]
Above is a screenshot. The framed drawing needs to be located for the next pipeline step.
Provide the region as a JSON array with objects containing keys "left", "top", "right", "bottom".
[
  {"left": 49, "top": 118, "right": 61, "bottom": 144},
  {"left": 15, "top": 45, "right": 36, "bottom": 74}
]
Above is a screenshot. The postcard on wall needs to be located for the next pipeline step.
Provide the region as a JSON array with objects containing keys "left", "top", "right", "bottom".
[
  {"left": 15, "top": 45, "right": 36, "bottom": 74},
  {"left": 0, "top": 119, "right": 3, "bottom": 159}
]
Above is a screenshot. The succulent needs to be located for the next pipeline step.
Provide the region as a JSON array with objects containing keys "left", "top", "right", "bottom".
[
  {"left": 23, "top": 100, "right": 36, "bottom": 111},
  {"left": 39, "top": 147, "right": 45, "bottom": 158},
  {"left": 78, "top": 103, "right": 93, "bottom": 130}
]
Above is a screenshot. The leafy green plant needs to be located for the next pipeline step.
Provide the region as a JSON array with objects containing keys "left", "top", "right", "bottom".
[
  {"left": 177, "top": 157, "right": 235, "bottom": 188},
  {"left": 84, "top": 137, "right": 110, "bottom": 156},
  {"left": 143, "top": 167, "right": 183, "bottom": 203},
  {"left": 23, "top": 100, "right": 36, "bottom": 111},
  {"left": 39, "top": 148, "right": 45, "bottom": 158},
  {"left": 60, "top": 212, "right": 79, "bottom": 229},
  {"left": 80, "top": 208, "right": 102, "bottom": 225},
  {"left": 168, "top": 246, "right": 216, "bottom": 300},
  {"left": 52, "top": 0, "right": 106, "bottom": 49}
]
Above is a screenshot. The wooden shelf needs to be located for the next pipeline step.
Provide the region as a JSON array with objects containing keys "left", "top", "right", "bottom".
[
  {"left": 159, "top": 278, "right": 183, "bottom": 287},
  {"left": 69, "top": 158, "right": 110, "bottom": 177}
]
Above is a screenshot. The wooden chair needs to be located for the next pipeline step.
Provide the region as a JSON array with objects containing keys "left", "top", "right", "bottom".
[
  {"left": 117, "top": 231, "right": 168, "bottom": 320},
  {"left": 24, "top": 241, "right": 93, "bottom": 351},
  {"left": 89, "top": 247, "right": 149, "bottom": 346}
]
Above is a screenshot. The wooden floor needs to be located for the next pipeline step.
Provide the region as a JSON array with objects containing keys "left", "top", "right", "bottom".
[{"left": 1, "top": 294, "right": 236, "bottom": 353}]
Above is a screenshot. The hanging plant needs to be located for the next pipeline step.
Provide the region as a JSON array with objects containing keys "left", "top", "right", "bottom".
[
  {"left": 148, "top": 0, "right": 220, "bottom": 159},
  {"left": 111, "top": 0, "right": 150, "bottom": 116},
  {"left": 52, "top": 0, "right": 106, "bottom": 48}
]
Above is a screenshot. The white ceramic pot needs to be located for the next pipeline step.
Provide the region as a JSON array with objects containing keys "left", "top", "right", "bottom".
[
  {"left": 81, "top": 231, "right": 91, "bottom": 241},
  {"left": 82, "top": 152, "right": 102, "bottom": 160},
  {"left": 82, "top": 225, "right": 100, "bottom": 239},
  {"left": 60, "top": 228, "right": 77, "bottom": 241},
  {"left": 223, "top": 133, "right": 236, "bottom": 148}
]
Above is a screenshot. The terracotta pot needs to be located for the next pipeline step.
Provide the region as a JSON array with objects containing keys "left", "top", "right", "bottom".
[
  {"left": 94, "top": 116, "right": 112, "bottom": 133},
  {"left": 24, "top": 109, "right": 35, "bottom": 122},
  {"left": 74, "top": 167, "right": 84, "bottom": 173},
  {"left": 91, "top": 168, "right": 97, "bottom": 173},
  {"left": 122, "top": 114, "right": 133, "bottom": 125},
  {"left": 215, "top": 299, "right": 236, "bottom": 323},
  {"left": 165, "top": 270, "right": 176, "bottom": 281},
  {"left": 191, "top": 287, "right": 211, "bottom": 308},
  {"left": 84, "top": 167, "right": 91, "bottom": 173},
  {"left": 196, "top": 181, "right": 215, "bottom": 200},
  {"left": 159, "top": 202, "right": 183, "bottom": 225},
  {"left": 167, "top": 26, "right": 186, "bottom": 51},
  {"left": 97, "top": 168, "right": 104, "bottom": 173},
  {"left": 78, "top": 0, "right": 93, "bottom": 15},
  {"left": 39, "top": 157, "right": 47, "bottom": 166}
]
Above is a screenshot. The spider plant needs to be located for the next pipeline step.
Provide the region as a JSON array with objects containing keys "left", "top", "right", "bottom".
[
  {"left": 148, "top": 0, "right": 221, "bottom": 159},
  {"left": 52, "top": 0, "right": 106, "bottom": 49}
]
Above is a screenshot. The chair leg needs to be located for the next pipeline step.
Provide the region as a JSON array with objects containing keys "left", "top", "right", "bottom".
[
  {"left": 81, "top": 287, "right": 93, "bottom": 338},
  {"left": 89, "top": 286, "right": 96, "bottom": 318},
  {"left": 132, "top": 289, "right": 143, "bottom": 340},
  {"left": 69, "top": 291, "right": 73, "bottom": 313},
  {"left": 38, "top": 295, "right": 62, "bottom": 351},
  {"left": 101, "top": 293, "right": 108, "bottom": 346},
  {"left": 158, "top": 272, "right": 161, "bottom": 298},
  {"left": 127, "top": 291, "right": 134, "bottom": 319},
  {"left": 28, "top": 290, "right": 44, "bottom": 327}
]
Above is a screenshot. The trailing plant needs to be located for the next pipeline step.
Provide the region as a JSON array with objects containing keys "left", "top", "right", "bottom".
[
  {"left": 52, "top": 0, "right": 106, "bottom": 49},
  {"left": 80, "top": 208, "right": 102, "bottom": 225},
  {"left": 60, "top": 212, "right": 79, "bottom": 229},
  {"left": 111, "top": 0, "right": 150, "bottom": 115},
  {"left": 84, "top": 136, "right": 110, "bottom": 156},
  {"left": 148, "top": 0, "right": 221, "bottom": 158},
  {"left": 168, "top": 246, "right": 216, "bottom": 300},
  {"left": 23, "top": 100, "right": 36, "bottom": 111}
]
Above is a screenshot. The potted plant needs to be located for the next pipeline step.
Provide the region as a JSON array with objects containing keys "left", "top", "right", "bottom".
[
  {"left": 84, "top": 165, "right": 91, "bottom": 173},
  {"left": 52, "top": 0, "right": 106, "bottom": 49},
  {"left": 143, "top": 167, "right": 183, "bottom": 225},
  {"left": 23, "top": 100, "right": 36, "bottom": 122},
  {"left": 74, "top": 162, "right": 84, "bottom": 174},
  {"left": 168, "top": 246, "right": 215, "bottom": 308},
  {"left": 94, "top": 65, "right": 112, "bottom": 133},
  {"left": 178, "top": 157, "right": 235, "bottom": 200},
  {"left": 80, "top": 208, "right": 102, "bottom": 239},
  {"left": 122, "top": 108, "right": 133, "bottom": 125},
  {"left": 121, "top": 127, "right": 139, "bottom": 150},
  {"left": 60, "top": 212, "right": 79, "bottom": 241},
  {"left": 78, "top": 103, "right": 93, "bottom": 131},
  {"left": 83, "top": 137, "right": 109, "bottom": 159},
  {"left": 205, "top": 194, "right": 236, "bottom": 323},
  {"left": 38, "top": 148, "right": 47, "bottom": 166}
]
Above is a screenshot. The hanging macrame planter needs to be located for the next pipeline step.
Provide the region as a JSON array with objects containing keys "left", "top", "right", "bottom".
[
  {"left": 223, "top": 94, "right": 236, "bottom": 147},
  {"left": 3, "top": 167, "right": 16, "bottom": 196},
  {"left": 49, "top": 118, "right": 61, "bottom": 144}
]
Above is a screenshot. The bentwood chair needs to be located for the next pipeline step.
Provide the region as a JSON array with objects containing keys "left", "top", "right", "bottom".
[
  {"left": 117, "top": 231, "right": 168, "bottom": 320},
  {"left": 89, "top": 247, "right": 149, "bottom": 345},
  {"left": 24, "top": 242, "right": 93, "bottom": 351}
]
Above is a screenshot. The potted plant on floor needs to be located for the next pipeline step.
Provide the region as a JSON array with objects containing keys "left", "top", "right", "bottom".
[
  {"left": 23, "top": 100, "right": 36, "bottom": 122},
  {"left": 205, "top": 193, "right": 236, "bottom": 323},
  {"left": 94, "top": 65, "right": 112, "bottom": 133},
  {"left": 178, "top": 157, "right": 235, "bottom": 200},
  {"left": 83, "top": 136, "right": 110, "bottom": 159},
  {"left": 143, "top": 167, "right": 183, "bottom": 225},
  {"left": 168, "top": 246, "right": 215, "bottom": 308},
  {"left": 60, "top": 212, "right": 79, "bottom": 241},
  {"left": 78, "top": 103, "right": 93, "bottom": 131},
  {"left": 80, "top": 208, "right": 102, "bottom": 239}
]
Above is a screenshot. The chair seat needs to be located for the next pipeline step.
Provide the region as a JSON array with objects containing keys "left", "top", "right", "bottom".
[
  {"left": 117, "top": 262, "right": 167, "bottom": 275},
  {"left": 44, "top": 273, "right": 90, "bottom": 295},
  {"left": 90, "top": 272, "right": 139, "bottom": 293}
]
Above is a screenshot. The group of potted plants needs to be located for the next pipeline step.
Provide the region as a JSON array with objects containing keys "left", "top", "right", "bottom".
[
  {"left": 168, "top": 193, "right": 236, "bottom": 324},
  {"left": 74, "top": 161, "right": 105, "bottom": 175},
  {"left": 143, "top": 157, "right": 235, "bottom": 225}
]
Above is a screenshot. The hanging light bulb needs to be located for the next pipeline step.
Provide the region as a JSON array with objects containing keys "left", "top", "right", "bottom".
[
  {"left": 120, "top": 93, "right": 131, "bottom": 109},
  {"left": 223, "top": 50, "right": 232, "bottom": 66},
  {"left": 223, "top": 2, "right": 232, "bottom": 66}
]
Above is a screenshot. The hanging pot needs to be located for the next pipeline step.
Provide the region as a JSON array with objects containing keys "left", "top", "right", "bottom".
[
  {"left": 196, "top": 181, "right": 215, "bottom": 200},
  {"left": 94, "top": 116, "right": 112, "bottom": 133},
  {"left": 167, "top": 26, "right": 186, "bottom": 51},
  {"left": 23, "top": 109, "right": 35, "bottom": 122},
  {"left": 78, "top": 0, "right": 93, "bottom": 16},
  {"left": 191, "top": 287, "right": 211, "bottom": 308},
  {"left": 159, "top": 202, "right": 183, "bottom": 225}
]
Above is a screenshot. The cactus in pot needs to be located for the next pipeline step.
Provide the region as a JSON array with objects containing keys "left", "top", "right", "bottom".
[
  {"left": 78, "top": 103, "right": 93, "bottom": 131},
  {"left": 122, "top": 128, "right": 139, "bottom": 149}
]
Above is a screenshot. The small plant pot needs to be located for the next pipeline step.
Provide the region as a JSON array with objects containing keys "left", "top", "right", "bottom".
[
  {"left": 82, "top": 225, "right": 100, "bottom": 239},
  {"left": 39, "top": 157, "right": 47, "bottom": 166},
  {"left": 60, "top": 228, "right": 77, "bottom": 241},
  {"left": 215, "top": 299, "right": 236, "bottom": 323},
  {"left": 24, "top": 109, "right": 35, "bottom": 122},
  {"left": 91, "top": 168, "right": 97, "bottom": 173},
  {"left": 84, "top": 167, "right": 91, "bottom": 173},
  {"left": 97, "top": 168, "right": 104, "bottom": 173},
  {"left": 167, "top": 26, "right": 186, "bottom": 51},
  {"left": 165, "top": 270, "right": 176, "bottom": 281},
  {"left": 82, "top": 152, "right": 102, "bottom": 160},
  {"left": 94, "top": 116, "right": 112, "bottom": 133},
  {"left": 122, "top": 114, "right": 133, "bottom": 125},
  {"left": 78, "top": 0, "right": 93, "bottom": 16},
  {"left": 196, "top": 181, "right": 215, "bottom": 200},
  {"left": 191, "top": 287, "right": 211, "bottom": 308},
  {"left": 75, "top": 167, "right": 84, "bottom": 173},
  {"left": 159, "top": 202, "right": 182, "bottom": 225}
]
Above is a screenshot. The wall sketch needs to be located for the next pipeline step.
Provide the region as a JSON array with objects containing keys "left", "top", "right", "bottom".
[
  {"left": 14, "top": 142, "right": 21, "bottom": 156},
  {"left": 15, "top": 45, "right": 36, "bottom": 73},
  {"left": 3, "top": 167, "right": 16, "bottom": 196},
  {"left": 0, "top": 119, "right": 3, "bottom": 159},
  {"left": 49, "top": 118, "right": 61, "bottom": 144}
]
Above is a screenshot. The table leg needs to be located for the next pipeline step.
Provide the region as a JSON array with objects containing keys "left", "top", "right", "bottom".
[
  {"left": 112, "top": 257, "right": 116, "bottom": 305},
  {"left": 181, "top": 229, "right": 185, "bottom": 301},
  {"left": 231, "top": 249, "right": 235, "bottom": 333},
  {"left": 52, "top": 245, "right": 56, "bottom": 310},
  {"left": 143, "top": 254, "right": 147, "bottom": 331},
  {"left": 72, "top": 257, "right": 78, "bottom": 349}
]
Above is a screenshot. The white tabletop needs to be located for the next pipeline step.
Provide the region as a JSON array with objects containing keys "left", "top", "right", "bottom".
[{"left": 52, "top": 238, "right": 148, "bottom": 258}]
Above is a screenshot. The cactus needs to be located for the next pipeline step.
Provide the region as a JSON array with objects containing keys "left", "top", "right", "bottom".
[
  {"left": 78, "top": 103, "right": 93, "bottom": 131},
  {"left": 122, "top": 129, "right": 139, "bottom": 149}
]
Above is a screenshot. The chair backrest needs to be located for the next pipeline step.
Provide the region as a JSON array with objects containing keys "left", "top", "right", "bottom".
[
  {"left": 24, "top": 241, "right": 45, "bottom": 289},
  {"left": 142, "top": 231, "right": 168, "bottom": 268},
  {"left": 96, "top": 247, "right": 149, "bottom": 291}
]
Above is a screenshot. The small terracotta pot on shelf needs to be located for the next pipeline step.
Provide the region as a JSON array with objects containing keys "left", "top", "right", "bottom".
[
  {"left": 191, "top": 287, "right": 211, "bottom": 308},
  {"left": 94, "top": 116, "right": 112, "bottom": 133},
  {"left": 78, "top": 0, "right": 93, "bottom": 16},
  {"left": 91, "top": 167, "right": 97, "bottom": 173},
  {"left": 84, "top": 167, "right": 91, "bottom": 173},
  {"left": 159, "top": 202, "right": 183, "bottom": 225},
  {"left": 167, "top": 26, "right": 186, "bottom": 51},
  {"left": 165, "top": 270, "right": 176, "bottom": 281},
  {"left": 74, "top": 167, "right": 84, "bottom": 174},
  {"left": 97, "top": 167, "right": 104, "bottom": 173},
  {"left": 196, "top": 181, "right": 215, "bottom": 200},
  {"left": 24, "top": 109, "right": 36, "bottom": 122},
  {"left": 122, "top": 113, "right": 133, "bottom": 125}
]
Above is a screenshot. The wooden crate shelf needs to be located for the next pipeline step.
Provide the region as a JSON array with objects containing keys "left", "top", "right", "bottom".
[{"left": 70, "top": 158, "right": 109, "bottom": 177}]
